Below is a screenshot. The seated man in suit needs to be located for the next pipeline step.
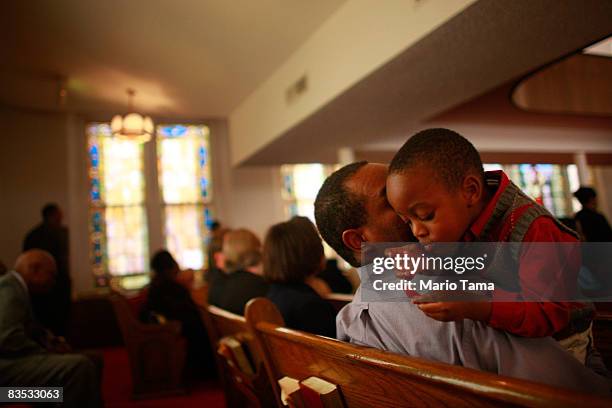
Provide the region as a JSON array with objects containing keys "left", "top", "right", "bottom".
[
  {"left": 314, "top": 162, "right": 608, "bottom": 394},
  {"left": 0, "top": 250, "right": 102, "bottom": 407}
]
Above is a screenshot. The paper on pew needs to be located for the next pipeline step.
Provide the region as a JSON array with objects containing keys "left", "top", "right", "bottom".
[{"left": 278, "top": 376, "right": 300, "bottom": 406}]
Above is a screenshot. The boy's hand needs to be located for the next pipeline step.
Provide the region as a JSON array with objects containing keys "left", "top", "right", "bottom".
[{"left": 414, "top": 300, "right": 492, "bottom": 322}]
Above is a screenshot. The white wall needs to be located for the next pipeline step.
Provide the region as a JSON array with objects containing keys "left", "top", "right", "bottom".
[
  {"left": 229, "top": 0, "right": 476, "bottom": 165},
  {"left": 209, "top": 120, "right": 286, "bottom": 240}
]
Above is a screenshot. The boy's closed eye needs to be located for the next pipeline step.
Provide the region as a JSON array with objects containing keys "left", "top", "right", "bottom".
[{"left": 417, "top": 212, "right": 434, "bottom": 221}]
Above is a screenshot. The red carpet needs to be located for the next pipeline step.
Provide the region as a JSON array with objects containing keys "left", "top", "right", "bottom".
[{"left": 102, "top": 347, "right": 225, "bottom": 408}]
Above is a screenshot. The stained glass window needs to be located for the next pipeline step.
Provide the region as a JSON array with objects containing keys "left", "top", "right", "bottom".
[
  {"left": 157, "top": 125, "right": 213, "bottom": 270},
  {"left": 483, "top": 163, "right": 580, "bottom": 218},
  {"left": 281, "top": 164, "right": 332, "bottom": 222},
  {"left": 87, "top": 123, "right": 149, "bottom": 287}
]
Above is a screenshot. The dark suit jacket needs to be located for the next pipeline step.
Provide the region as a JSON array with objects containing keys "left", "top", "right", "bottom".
[
  {"left": 267, "top": 282, "right": 336, "bottom": 338},
  {"left": 213, "top": 270, "right": 268, "bottom": 315},
  {"left": 0, "top": 272, "right": 44, "bottom": 358}
]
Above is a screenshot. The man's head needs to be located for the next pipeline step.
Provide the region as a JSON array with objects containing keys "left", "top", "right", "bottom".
[
  {"left": 574, "top": 187, "right": 597, "bottom": 210},
  {"left": 222, "top": 228, "right": 262, "bottom": 273},
  {"left": 387, "top": 128, "right": 487, "bottom": 243},
  {"left": 315, "top": 162, "right": 412, "bottom": 267},
  {"left": 42, "top": 203, "right": 62, "bottom": 227},
  {"left": 14, "top": 249, "right": 57, "bottom": 293}
]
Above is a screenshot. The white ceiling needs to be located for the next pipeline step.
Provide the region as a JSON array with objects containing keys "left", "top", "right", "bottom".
[{"left": 0, "top": 0, "right": 346, "bottom": 118}]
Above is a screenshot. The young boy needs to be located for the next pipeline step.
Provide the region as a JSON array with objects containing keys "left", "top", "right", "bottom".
[{"left": 386, "top": 128, "right": 592, "bottom": 359}]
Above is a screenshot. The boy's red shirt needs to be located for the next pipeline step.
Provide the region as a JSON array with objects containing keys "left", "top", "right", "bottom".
[{"left": 463, "top": 171, "right": 579, "bottom": 337}]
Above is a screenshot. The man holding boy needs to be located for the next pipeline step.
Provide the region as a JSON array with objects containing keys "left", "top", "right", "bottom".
[
  {"left": 385, "top": 128, "right": 593, "bottom": 361},
  {"left": 315, "top": 161, "right": 608, "bottom": 393}
]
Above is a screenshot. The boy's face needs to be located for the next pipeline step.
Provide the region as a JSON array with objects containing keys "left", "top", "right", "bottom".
[
  {"left": 386, "top": 166, "right": 476, "bottom": 243},
  {"left": 346, "top": 163, "right": 412, "bottom": 243}
]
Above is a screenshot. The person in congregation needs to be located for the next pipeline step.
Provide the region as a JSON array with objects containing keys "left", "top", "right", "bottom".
[
  {"left": 0, "top": 250, "right": 102, "bottom": 407},
  {"left": 573, "top": 186, "right": 612, "bottom": 242},
  {"left": 205, "top": 227, "right": 229, "bottom": 307},
  {"left": 23, "top": 203, "right": 71, "bottom": 336},
  {"left": 314, "top": 161, "right": 609, "bottom": 393},
  {"left": 263, "top": 217, "right": 337, "bottom": 337},
  {"left": 140, "top": 250, "right": 216, "bottom": 379},
  {"left": 318, "top": 258, "right": 353, "bottom": 294},
  {"left": 211, "top": 228, "right": 268, "bottom": 315}
]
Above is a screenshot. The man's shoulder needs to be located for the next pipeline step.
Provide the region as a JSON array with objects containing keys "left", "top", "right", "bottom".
[
  {"left": 0, "top": 273, "right": 26, "bottom": 304},
  {"left": 0, "top": 272, "right": 18, "bottom": 288}
]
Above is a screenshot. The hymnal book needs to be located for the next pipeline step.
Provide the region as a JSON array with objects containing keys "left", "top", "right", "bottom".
[
  {"left": 299, "top": 376, "right": 345, "bottom": 408},
  {"left": 278, "top": 376, "right": 304, "bottom": 407},
  {"left": 218, "top": 336, "right": 254, "bottom": 376}
]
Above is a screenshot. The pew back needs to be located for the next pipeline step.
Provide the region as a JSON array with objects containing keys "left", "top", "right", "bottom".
[
  {"left": 245, "top": 297, "right": 611, "bottom": 408},
  {"left": 200, "top": 300, "right": 275, "bottom": 407}
]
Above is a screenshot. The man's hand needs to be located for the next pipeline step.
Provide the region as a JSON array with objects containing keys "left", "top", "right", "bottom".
[{"left": 413, "top": 300, "right": 492, "bottom": 322}]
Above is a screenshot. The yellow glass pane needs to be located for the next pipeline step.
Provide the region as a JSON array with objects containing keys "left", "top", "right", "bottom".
[
  {"left": 157, "top": 125, "right": 211, "bottom": 204},
  {"left": 164, "top": 205, "right": 205, "bottom": 270},
  {"left": 159, "top": 137, "right": 200, "bottom": 203},
  {"left": 101, "top": 138, "right": 144, "bottom": 205},
  {"left": 105, "top": 206, "right": 148, "bottom": 275}
]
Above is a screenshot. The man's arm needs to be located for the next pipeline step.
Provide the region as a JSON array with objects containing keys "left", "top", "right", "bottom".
[{"left": 0, "top": 282, "right": 45, "bottom": 356}]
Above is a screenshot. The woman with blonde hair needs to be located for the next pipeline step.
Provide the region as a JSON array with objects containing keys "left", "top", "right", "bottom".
[{"left": 211, "top": 228, "right": 268, "bottom": 315}]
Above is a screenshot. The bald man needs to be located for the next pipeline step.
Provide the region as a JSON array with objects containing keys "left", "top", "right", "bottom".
[{"left": 0, "top": 250, "right": 102, "bottom": 407}]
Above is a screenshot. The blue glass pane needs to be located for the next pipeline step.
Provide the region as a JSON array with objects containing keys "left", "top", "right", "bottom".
[
  {"left": 199, "top": 146, "right": 207, "bottom": 166},
  {"left": 89, "top": 145, "right": 99, "bottom": 167},
  {"left": 204, "top": 207, "right": 213, "bottom": 228},
  {"left": 160, "top": 125, "right": 188, "bottom": 137}
]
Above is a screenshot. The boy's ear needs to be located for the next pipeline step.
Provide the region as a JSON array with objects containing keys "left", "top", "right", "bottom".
[
  {"left": 342, "top": 228, "right": 365, "bottom": 252},
  {"left": 462, "top": 174, "right": 483, "bottom": 206}
]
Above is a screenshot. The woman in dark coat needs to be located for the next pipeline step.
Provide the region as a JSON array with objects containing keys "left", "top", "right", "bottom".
[{"left": 263, "top": 217, "right": 336, "bottom": 338}]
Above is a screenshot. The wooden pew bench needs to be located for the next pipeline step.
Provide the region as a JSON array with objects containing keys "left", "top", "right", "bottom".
[
  {"left": 245, "top": 297, "right": 611, "bottom": 408},
  {"left": 199, "top": 298, "right": 275, "bottom": 407}
]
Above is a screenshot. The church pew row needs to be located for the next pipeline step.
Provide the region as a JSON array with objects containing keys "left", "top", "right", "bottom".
[
  {"left": 197, "top": 292, "right": 275, "bottom": 407},
  {"left": 244, "top": 297, "right": 611, "bottom": 408}
]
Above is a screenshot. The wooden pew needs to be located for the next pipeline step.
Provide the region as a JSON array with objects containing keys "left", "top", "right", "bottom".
[
  {"left": 593, "top": 309, "right": 612, "bottom": 369},
  {"left": 198, "top": 289, "right": 275, "bottom": 407},
  {"left": 245, "top": 297, "right": 611, "bottom": 408},
  {"left": 108, "top": 293, "right": 186, "bottom": 399}
]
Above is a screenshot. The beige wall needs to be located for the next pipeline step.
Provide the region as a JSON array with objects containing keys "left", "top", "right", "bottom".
[{"left": 0, "top": 107, "right": 70, "bottom": 270}]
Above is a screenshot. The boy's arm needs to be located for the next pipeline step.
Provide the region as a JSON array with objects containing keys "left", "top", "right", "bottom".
[{"left": 487, "top": 217, "right": 578, "bottom": 337}]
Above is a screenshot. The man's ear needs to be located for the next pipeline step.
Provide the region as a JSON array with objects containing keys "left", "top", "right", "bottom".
[
  {"left": 462, "top": 174, "right": 483, "bottom": 207},
  {"left": 342, "top": 228, "right": 364, "bottom": 252}
]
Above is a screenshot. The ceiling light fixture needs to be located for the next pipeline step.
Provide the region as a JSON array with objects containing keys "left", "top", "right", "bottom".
[{"left": 111, "top": 88, "right": 153, "bottom": 143}]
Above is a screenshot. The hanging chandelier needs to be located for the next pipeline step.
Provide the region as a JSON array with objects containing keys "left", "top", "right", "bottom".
[{"left": 111, "top": 88, "right": 154, "bottom": 143}]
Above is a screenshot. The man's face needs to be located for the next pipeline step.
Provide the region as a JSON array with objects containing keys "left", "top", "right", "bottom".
[
  {"left": 386, "top": 166, "right": 473, "bottom": 243},
  {"left": 346, "top": 163, "right": 412, "bottom": 244}
]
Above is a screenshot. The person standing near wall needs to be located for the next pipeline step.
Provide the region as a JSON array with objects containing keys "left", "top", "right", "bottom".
[{"left": 23, "top": 203, "right": 71, "bottom": 336}]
